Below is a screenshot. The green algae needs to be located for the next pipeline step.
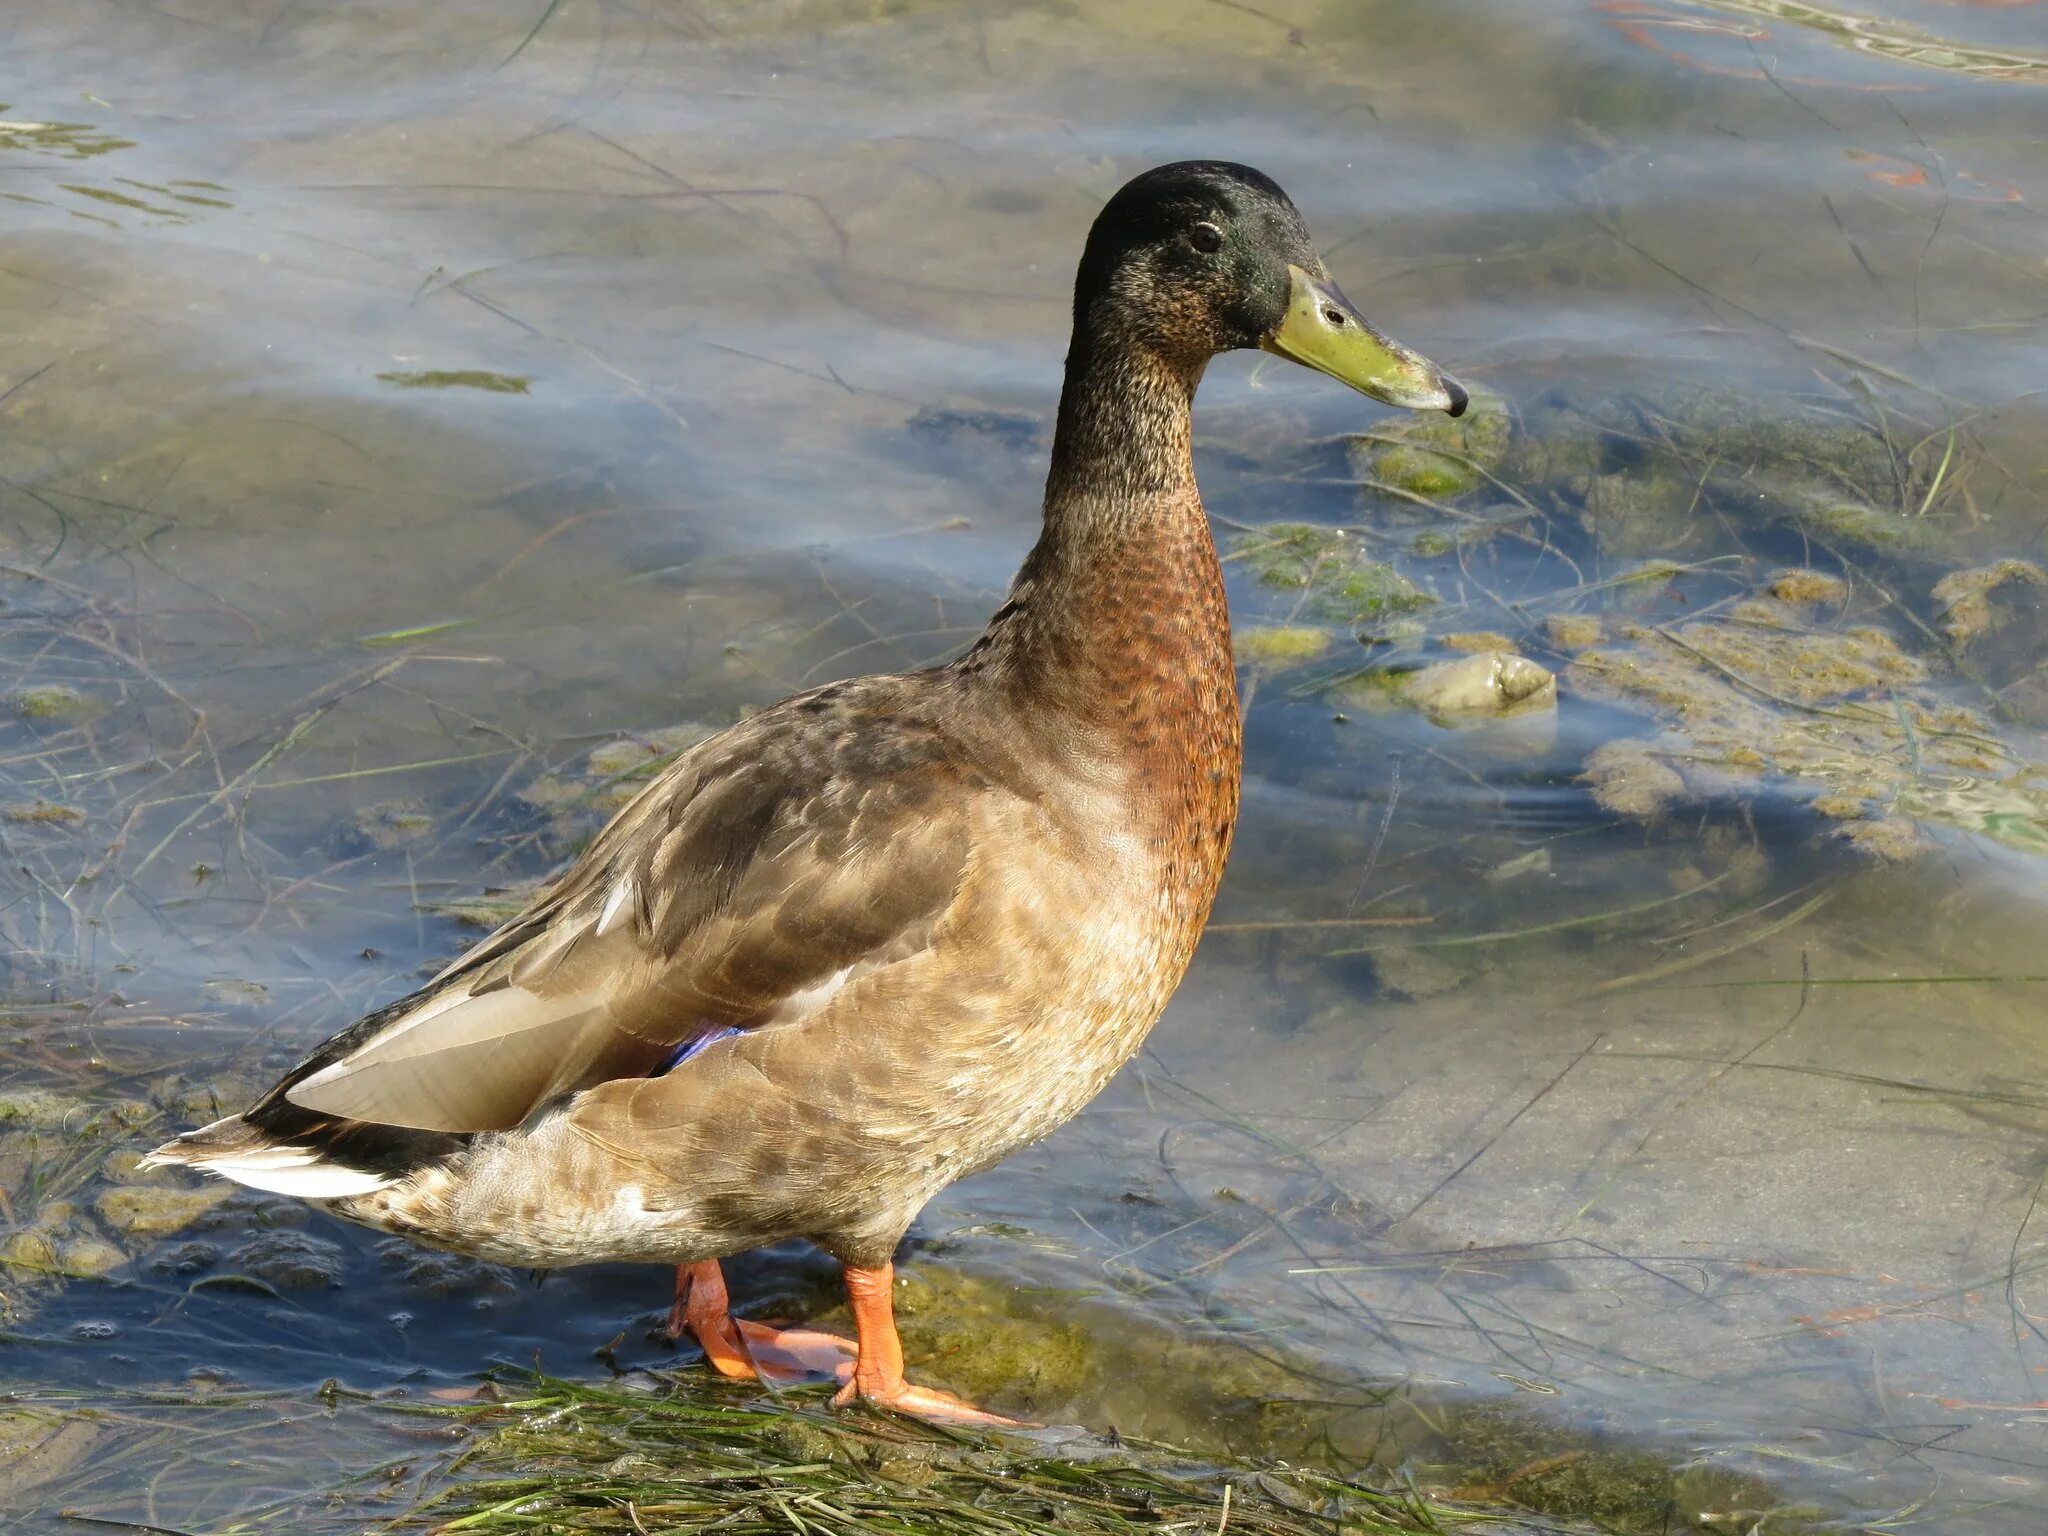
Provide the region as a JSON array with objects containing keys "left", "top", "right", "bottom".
[
  {"left": 1933, "top": 559, "right": 2047, "bottom": 648},
  {"left": 1786, "top": 493, "right": 1937, "bottom": 558},
  {"left": 2, "top": 801, "right": 83, "bottom": 826},
  {"left": 331, "top": 798, "right": 437, "bottom": 855},
  {"left": 1422, "top": 1398, "right": 1812, "bottom": 1533},
  {"left": 96, "top": 1184, "right": 231, "bottom": 1238},
  {"left": 1502, "top": 385, "right": 1961, "bottom": 567},
  {"left": 1235, "top": 624, "right": 1335, "bottom": 667},
  {"left": 1566, "top": 579, "right": 2048, "bottom": 858},
  {"left": 1352, "top": 387, "right": 1511, "bottom": 501},
  {"left": 1441, "top": 631, "right": 1516, "bottom": 655},
  {"left": 374, "top": 1258, "right": 1820, "bottom": 1536},
  {"left": 11, "top": 685, "right": 102, "bottom": 722},
  {"left": 1768, "top": 569, "right": 1848, "bottom": 607},
  {"left": 376, "top": 369, "right": 533, "bottom": 394},
  {"left": 1233, "top": 524, "right": 1435, "bottom": 626},
  {"left": 1544, "top": 613, "right": 1602, "bottom": 650},
  {"left": 0, "top": 115, "right": 133, "bottom": 159}
]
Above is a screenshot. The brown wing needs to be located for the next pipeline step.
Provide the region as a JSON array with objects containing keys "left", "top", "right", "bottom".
[{"left": 282, "top": 677, "right": 995, "bottom": 1133}]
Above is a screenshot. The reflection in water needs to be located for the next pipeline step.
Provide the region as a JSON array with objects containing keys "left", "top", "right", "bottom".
[{"left": 3, "top": 0, "right": 2048, "bottom": 1531}]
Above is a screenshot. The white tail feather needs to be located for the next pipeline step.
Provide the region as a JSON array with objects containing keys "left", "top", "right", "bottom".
[
  {"left": 141, "top": 1118, "right": 394, "bottom": 1200},
  {"left": 186, "top": 1156, "right": 392, "bottom": 1199}
]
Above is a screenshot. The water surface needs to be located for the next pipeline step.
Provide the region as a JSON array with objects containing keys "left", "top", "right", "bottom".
[{"left": 4, "top": 1, "right": 2048, "bottom": 1530}]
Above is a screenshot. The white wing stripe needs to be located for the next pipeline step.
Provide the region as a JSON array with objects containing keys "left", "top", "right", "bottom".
[{"left": 595, "top": 878, "right": 635, "bottom": 937}]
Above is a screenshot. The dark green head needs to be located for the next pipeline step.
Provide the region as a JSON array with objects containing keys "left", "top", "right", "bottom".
[{"left": 1073, "top": 160, "right": 1465, "bottom": 416}]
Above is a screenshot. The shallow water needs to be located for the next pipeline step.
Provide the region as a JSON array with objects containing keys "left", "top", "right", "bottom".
[{"left": 4, "top": 0, "right": 2048, "bottom": 1530}]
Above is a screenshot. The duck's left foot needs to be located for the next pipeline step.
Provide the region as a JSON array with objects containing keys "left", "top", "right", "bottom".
[
  {"left": 830, "top": 1260, "right": 1033, "bottom": 1428},
  {"left": 670, "top": 1260, "right": 856, "bottom": 1385},
  {"left": 831, "top": 1373, "right": 1025, "bottom": 1427}
]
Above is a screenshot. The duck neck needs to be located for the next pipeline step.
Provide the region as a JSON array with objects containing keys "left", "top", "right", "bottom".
[
  {"left": 969, "top": 322, "right": 1241, "bottom": 843},
  {"left": 1045, "top": 324, "right": 1201, "bottom": 506}
]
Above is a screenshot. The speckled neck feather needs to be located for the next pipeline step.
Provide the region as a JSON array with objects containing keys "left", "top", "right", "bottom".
[{"left": 966, "top": 314, "right": 1242, "bottom": 941}]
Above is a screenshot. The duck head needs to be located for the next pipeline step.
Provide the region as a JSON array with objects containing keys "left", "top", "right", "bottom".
[{"left": 1073, "top": 160, "right": 1466, "bottom": 417}]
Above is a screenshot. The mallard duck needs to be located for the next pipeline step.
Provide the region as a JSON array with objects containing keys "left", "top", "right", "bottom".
[{"left": 146, "top": 161, "right": 1463, "bottom": 1423}]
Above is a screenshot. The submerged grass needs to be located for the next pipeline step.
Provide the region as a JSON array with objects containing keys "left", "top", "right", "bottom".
[{"left": 373, "top": 1370, "right": 1516, "bottom": 1536}]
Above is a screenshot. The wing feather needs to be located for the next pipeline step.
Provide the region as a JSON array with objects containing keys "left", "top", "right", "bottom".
[{"left": 275, "top": 680, "right": 993, "bottom": 1134}]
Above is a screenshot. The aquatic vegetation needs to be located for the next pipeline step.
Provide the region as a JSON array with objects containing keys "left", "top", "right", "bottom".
[
  {"left": 1236, "top": 624, "right": 1335, "bottom": 666},
  {"left": 330, "top": 797, "right": 436, "bottom": 855},
  {"left": 1232, "top": 524, "right": 1436, "bottom": 626},
  {"left": 2, "top": 801, "right": 82, "bottom": 826},
  {"left": 1441, "top": 631, "right": 1517, "bottom": 655},
  {"left": 1545, "top": 613, "right": 1603, "bottom": 649},
  {"left": 1351, "top": 388, "right": 1512, "bottom": 501},
  {"left": 1768, "top": 568, "right": 1848, "bottom": 607},
  {"left": 1568, "top": 588, "right": 2048, "bottom": 856},
  {"left": 10, "top": 685, "right": 102, "bottom": 722},
  {"left": 227, "top": 1229, "right": 346, "bottom": 1291},
  {"left": 0, "top": 113, "right": 133, "bottom": 159},
  {"left": 375, "top": 370, "right": 534, "bottom": 394},
  {"left": 1502, "top": 386, "right": 1959, "bottom": 564},
  {"left": 1932, "top": 559, "right": 2046, "bottom": 647},
  {"left": 361, "top": 1332, "right": 1820, "bottom": 1536},
  {"left": 1684, "top": 1, "right": 2048, "bottom": 85},
  {"left": 354, "top": 1368, "right": 1493, "bottom": 1536},
  {"left": 95, "top": 1184, "right": 230, "bottom": 1237}
]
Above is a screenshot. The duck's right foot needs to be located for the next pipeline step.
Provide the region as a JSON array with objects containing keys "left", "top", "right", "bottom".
[{"left": 669, "top": 1259, "right": 857, "bottom": 1385}]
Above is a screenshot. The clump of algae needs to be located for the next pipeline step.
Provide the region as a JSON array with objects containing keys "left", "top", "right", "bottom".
[
  {"left": 376, "top": 369, "right": 532, "bottom": 394},
  {"left": 331, "top": 797, "right": 436, "bottom": 855},
  {"left": 1352, "top": 387, "right": 1512, "bottom": 500},
  {"left": 1769, "top": 569, "right": 1848, "bottom": 607},
  {"left": 1932, "top": 559, "right": 2047, "bottom": 647},
  {"left": 1232, "top": 524, "right": 1434, "bottom": 626},
  {"left": 1503, "top": 384, "right": 1956, "bottom": 565},
  {"left": 1234, "top": 625, "right": 1333, "bottom": 668},
  {"left": 519, "top": 722, "right": 714, "bottom": 828},
  {"left": 12, "top": 685, "right": 103, "bottom": 722},
  {"left": 3, "top": 802, "right": 83, "bottom": 826},
  {"left": 1566, "top": 585, "right": 2048, "bottom": 858}
]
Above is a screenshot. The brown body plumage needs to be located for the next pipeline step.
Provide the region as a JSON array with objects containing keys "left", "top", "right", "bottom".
[{"left": 146, "top": 161, "right": 1464, "bottom": 1420}]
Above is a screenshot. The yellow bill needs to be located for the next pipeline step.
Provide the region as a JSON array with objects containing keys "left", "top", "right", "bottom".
[{"left": 1260, "top": 264, "right": 1466, "bottom": 417}]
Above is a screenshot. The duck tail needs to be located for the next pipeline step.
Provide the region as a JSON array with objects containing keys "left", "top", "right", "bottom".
[{"left": 141, "top": 1114, "right": 397, "bottom": 1199}]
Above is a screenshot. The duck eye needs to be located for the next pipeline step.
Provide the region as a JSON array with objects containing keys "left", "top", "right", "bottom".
[{"left": 1189, "top": 222, "right": 1223, "bottom": 254}]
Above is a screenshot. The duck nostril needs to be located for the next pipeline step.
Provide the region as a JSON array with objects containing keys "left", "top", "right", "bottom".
[{"left": 1322, "top": 307, "right": 1345, "bottom": 326}]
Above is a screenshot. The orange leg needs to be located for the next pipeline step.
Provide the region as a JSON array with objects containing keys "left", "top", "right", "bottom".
[
  {"left": 668, "top": 1259, "right": 856, "bottom": 1385},
  {"left": 829, "top": 1260, "right": 1025, "bottom": 1427}
]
